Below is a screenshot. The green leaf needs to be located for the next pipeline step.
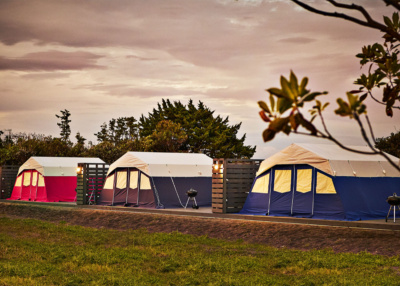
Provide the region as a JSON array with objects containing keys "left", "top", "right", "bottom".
[
  {"left": 268, "top": 117, "right": 290, "bottom": 132},
  {"left": 277, "top": 97, "right": 293, "bottom": 114},
  {"left": 258, "top": 101, "right": 271, "bottom": 114},
  {"left": 384, "top": 16, "right": 393, "bottom": 28},
  {"left": 301, "top": 91, "right": 328, "bottom": 103},
  {"left": 290, "top": 71, "right": 299, "bottom": 96},
  {"left": 299, "top": 77, "right": 308, "bottom": 95},
  {"left": 269, "top": 94, "right": 275, "bottom": 112},
  {"left": 393, "top": 12, "right": 399, "bottom": 28},
  {"left": 280, "top": 76, "right": 296, "bottom": 100},
  {"left": 262, "top": 128, "right": 276, "bottom": 142},
  {"left": 267, "top": 88, "right": 284, "bottom": 98},
  {"left": 359, "top": 93, "right": 368, "bottom": 102}
]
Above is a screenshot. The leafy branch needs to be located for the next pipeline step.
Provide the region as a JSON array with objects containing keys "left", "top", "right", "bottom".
[{"left": 258, "top": 71, "right": 400, "bottom": 172}]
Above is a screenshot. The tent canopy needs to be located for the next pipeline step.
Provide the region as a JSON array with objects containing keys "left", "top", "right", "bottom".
[
  {"left": 257, "top": 143, "right": 400, "bottom": 178},
  {"left": 107, "top": 152, "right": 213, "bottom": 177},
  {"left": 18, "top": 157, "right": 105, "bottom": 177}
]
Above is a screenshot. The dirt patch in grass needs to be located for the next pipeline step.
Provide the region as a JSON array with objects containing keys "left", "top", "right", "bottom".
[{"left": 1, "top": 202, "right": 400, "bottom": 256}]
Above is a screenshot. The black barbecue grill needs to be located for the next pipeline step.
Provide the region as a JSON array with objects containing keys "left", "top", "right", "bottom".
[
  {"left": 386, "top": 193, "right": 400, "bottom": 222},
  {"left": 185, "top": 188, "right": 199, "bottom": 209}
]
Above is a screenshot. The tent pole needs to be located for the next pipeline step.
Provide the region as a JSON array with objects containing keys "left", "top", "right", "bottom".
[
  {"left": 29, "top": 170, "right": 33, "bottom": 201},
  {"left": 312, "top": 168, "right": 315, "bottom": 216},
  {"left": 137, "top": 171, "right": 140, "bottom": 206},
  {"left": 125, "top": 168, "right": 130, "bottom": 205},
  {"left": 290, "top": 166, "right": 295, "bottom": 216},
  {"left": 267, "top": 169, "right": 273, "bottom": 215},
  {"left": 34, "top": 172, "right": 38, "bottom": 201},
  {"left": 111, "top": 172, "right": 116, "bottom": 206}
]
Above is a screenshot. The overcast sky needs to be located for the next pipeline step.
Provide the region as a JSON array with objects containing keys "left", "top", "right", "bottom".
[{"left": 0, "top": 0, "right": 398, "bottom": 158}]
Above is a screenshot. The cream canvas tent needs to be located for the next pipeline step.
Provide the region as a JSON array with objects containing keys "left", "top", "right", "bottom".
[
  {"left": 98, "top": 152, "right": 213, "bottom": 208},
  {"left": 240, "top": 144, "right": 400, "bottom": 220},
  {"left": 9, "top": 157, "right": 105, "bottom": 202}
]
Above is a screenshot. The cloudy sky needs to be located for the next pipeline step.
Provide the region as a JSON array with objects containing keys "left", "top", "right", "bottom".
[{"left": 0, "top": 0, "right": 398, "bottom": 158}]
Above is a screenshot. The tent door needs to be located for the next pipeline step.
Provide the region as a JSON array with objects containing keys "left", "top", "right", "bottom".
[
  {"left": 112, "top": 169, "right": 129, "bottom": 206},
  {"left": 125, "top": 169, "right": 139, "bottom": 206},
  {"left": 269, "top": 167, "right": 294, "bottom": 216},
  {"left": 291, "top": 167, "right": 314, "bottom": 217}
]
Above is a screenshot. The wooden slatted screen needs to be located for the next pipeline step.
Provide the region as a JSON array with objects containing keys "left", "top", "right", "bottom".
[
  {"left": 0, "top": 165, "right": 19, "bottom": 199},
  {"left": 212, "top": 159, "right": 262, "bottom": 213},
  {"left": 76, "top": 163, "right": 109, "bottom": 205}
]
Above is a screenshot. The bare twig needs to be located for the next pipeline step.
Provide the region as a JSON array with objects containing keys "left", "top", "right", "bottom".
[
  {"left": 291, "top": 0, "right": 400, "bottom": 41},
  {"left": 384, "top": 0, "right": 400, "bottom": 11},
  {"left": 365, "top": 115, "right": 376, "bottom": 143}
]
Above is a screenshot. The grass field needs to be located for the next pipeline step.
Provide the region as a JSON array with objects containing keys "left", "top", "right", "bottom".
[{"left": 1, "top": 216, "right": 400, "bottom": 285}]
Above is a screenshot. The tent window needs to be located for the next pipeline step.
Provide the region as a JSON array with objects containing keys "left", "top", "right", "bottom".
[
  {"left": 15, "top": 175, "right": 22, "bottom": 187},
  {"left": 116, "top": 171, "right": 127, "bottom": 189},
  {"left": 23, "top": 172, "right": 31, "bottom": 187},
  {"left": 296, "top": 169, "right": 312, "bottom": 193},
  {"left": 38, "top": 174, "right": 45, "bottom": 187},
  {"left": 129, "top": 171, "right": 138, "bottom": 189},
  {"left": 316, "top": 172, "right": 337, "bottom": 194},
  {"left": 103, "top": 174, "right": 115, "bottom": 189},
  {"left": 140, "top": 173, "right": 151, "bottom": 190},
  {"left": 31, "top": 172, "right": 38, "bottom": 187},
  {"left": 252, "top": 173, "right": 270, "bottom": 194},
  {"left": 274, "top": 170, "right": 292, "bottom": 193}
]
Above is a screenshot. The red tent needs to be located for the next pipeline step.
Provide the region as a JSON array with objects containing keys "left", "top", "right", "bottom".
[{"left": 9, "top": 157, "right": 104, "bottom": 202}]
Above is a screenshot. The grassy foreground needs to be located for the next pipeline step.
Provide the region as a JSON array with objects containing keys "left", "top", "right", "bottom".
[{"left": 1, "top": 217, "right": 400, "bottom": 285}]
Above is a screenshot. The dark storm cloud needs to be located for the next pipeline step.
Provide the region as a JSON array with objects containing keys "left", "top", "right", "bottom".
[{"left": 0, "top": 51, "right": 105, "bottom": 71}]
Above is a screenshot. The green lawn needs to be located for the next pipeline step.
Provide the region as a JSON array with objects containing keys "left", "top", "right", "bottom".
[{"left": 0, "top": 216, "right": 400, "bottom": 285}]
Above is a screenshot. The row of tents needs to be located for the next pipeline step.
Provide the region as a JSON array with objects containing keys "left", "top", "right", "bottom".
[{"left": 7, "top": 143, "right": 400, "bottom": 221}]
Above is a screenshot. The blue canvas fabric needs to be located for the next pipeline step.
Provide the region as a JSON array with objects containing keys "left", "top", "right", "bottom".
[
  {"left": 152, "top": 177, "right": 212, "bottom": 208},
  {"left": 239, "top": 172, "right": 270, "bottom": 215},
  {"left": 334, "top": 177, "right": 400, "bottom": 220}
]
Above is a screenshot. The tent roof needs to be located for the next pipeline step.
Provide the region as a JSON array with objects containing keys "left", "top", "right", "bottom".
[
  {"left": 107, "top": 152, "right": 213, "bottom": 177},
  {"left": 257, "top": 143, "right": 400, "bottom": 177},
  {"left": 18, "top": 157, "right": 105, "bottom": 176}
]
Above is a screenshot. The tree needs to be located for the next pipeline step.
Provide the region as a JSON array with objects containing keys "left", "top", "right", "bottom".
[
  {"left": 143, "top": 120, "right": 188, "bottom": 152},
  {"left": 258, "top": 1, "right": 400, "bottom": 171},
  {"left": 375, "top": 130, "right": 400, "bottom": 158},
  {"left": 94, "top": 117, "right": 139, "bottom": 144},
  {"left": 139, "top": 99, "right": 256, "bottom": 158},
  {"left": 56, "top": 109, "right": 71, "bottom": 142},
  {"left": 70, "top": 132, "right": 87, "bottom": 157}
]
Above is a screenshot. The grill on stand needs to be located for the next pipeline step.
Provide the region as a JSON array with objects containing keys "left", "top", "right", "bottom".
[
  {"left": 386, "top": 193, "right": 400, "bottom": 222},
  {"left": 185, "top": 188, "right": 199, "bottom": 209}
]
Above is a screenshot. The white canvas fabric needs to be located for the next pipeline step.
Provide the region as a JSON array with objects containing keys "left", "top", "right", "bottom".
[
  {"left": 257, "top": 143, "right": 400, "bottom": 178},
  {"left": 107, "top": 152, "right": 213, "bottom": 177},
  {"left": 18, "top": 157, "right": 105, "bottom": 177}
]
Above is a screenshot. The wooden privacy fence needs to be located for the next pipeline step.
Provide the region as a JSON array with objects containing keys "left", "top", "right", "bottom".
[
  {"left": 212, "top": 158, "right": 262, "bottom": 213},
  {"left": 76, "top": 163, "right": 109, "bottom": 205},
  {"left": 0, "top": 165, "right": 19, "bottom": 199}
]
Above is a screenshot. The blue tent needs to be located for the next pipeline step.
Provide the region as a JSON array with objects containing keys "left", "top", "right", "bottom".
[
  {"left": 240, "top": 144, "right": 400, "bottom": 221},
  {"left": 98, "top": 152, "right": 212, "bottom": 208}
]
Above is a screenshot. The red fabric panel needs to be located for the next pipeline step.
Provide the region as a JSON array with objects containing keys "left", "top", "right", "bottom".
[
  {"left": 20, "top": 171, "right": 32, "bottom": 201},
  {"left": 44, "top": 176, "right": 77, "bottom": 202},
  {"left": 29, "top": 172, "right": 38, "bottom": 201},
  {"left": 34, "top": 185, "right": 47, "bottom": 202},
  {"left": 8, "top": 175, "right": 22, "bottom": 200}
]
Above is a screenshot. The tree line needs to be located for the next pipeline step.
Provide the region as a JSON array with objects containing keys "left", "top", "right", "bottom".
[{"left": 0, "top": 99, "right": 256, "bottom": 165}]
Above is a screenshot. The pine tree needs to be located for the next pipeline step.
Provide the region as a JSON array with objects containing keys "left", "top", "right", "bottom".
[{"left": 55, "top": 109, "right": 71, "bottom": 142}]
